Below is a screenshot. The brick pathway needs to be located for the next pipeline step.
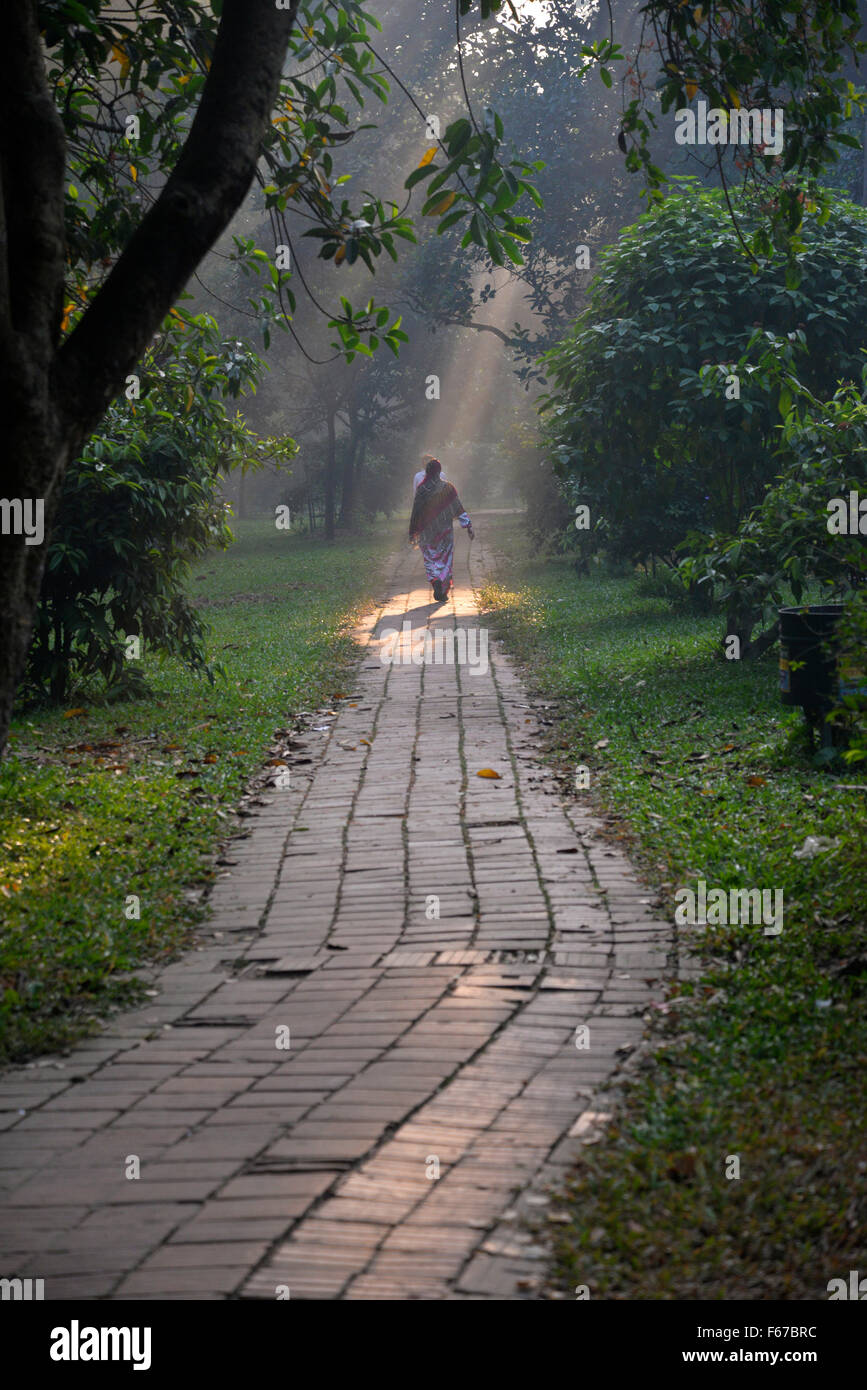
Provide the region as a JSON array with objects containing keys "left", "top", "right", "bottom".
[{"left": 0, "top": 522, "right": 672, "bottom": 1299}]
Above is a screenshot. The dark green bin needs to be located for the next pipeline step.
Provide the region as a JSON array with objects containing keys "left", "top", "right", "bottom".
[{"left": 778, "top": 604, "right": 844, "bottom": 716}]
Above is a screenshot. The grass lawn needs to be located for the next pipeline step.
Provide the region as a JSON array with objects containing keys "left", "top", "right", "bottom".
[
  {"left": 480, "top": 515, "right": 866, "bottom": 1301},
  {"left": 0, "top": 520, "right": 394, "bottom": 1064}
]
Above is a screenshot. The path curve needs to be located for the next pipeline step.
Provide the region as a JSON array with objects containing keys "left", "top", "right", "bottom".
[{"left": 0, "top": 522, "right": 672, "bottom": 1299}]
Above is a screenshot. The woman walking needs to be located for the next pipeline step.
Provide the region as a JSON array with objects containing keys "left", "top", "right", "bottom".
[{"left": 409, "top": 456, "right": 474, "bottom": 603}]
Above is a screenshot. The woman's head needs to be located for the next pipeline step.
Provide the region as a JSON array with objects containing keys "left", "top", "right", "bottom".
[{"left": 422, "top": 455, "right": 442, "bottom": 478}]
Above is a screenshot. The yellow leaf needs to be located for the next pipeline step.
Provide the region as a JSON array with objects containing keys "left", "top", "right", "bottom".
[
  {"left": 693, "top": 6, "right": 703, "bottom": 21},
  {"left": 129, "top": 164, "right": 137, "bottom": 182},
  {"left": 60, "top": 302, "right": 75, "bottom": 333},
  {"left": 477, "top": 768, "right": 501, "bottom": 779},
  {"left": 727, "top": 86, "right": 741, "bottom": 110},
  {"left": 334, "top": 245, "right": 346, "bottom": 264},
  {"left": 203, "top": 753, "right": 217, "bottom": 764},
  {"left": 685, "top": 80, "right": 698, "bottom": 102},
  {"left": 178, "top": 74, "right": 190, "bottom": 86},
  {"left": 360, "top": 738, "right": 371, "bottom": 746},
  {"left": 418, "top": 146, "right": 437, "bottom": 167},
  {"left": 185, "top": 384, "right": 194, "bottom": 413},
  {"left": 111, "top": 44, "right": 131, "bottom": 81},
  {"left": 426, "top": 191, "right": 457, "bottom": 217},
  {"left": 63, "top": 708, "right": 87, "bottom": 718},
  {"left": 746, "top": 774, "right": 767, "bottom": 787}
]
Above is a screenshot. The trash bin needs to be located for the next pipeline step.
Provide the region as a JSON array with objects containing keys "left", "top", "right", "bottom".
[{"left": 779, "top": 603, "right": 843, "bottom": 721}]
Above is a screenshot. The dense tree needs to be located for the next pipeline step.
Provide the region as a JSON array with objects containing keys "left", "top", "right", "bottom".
[
  {"left": 540, "top": 184, "right": 867, "bottom": 564},
  {"left": 621, "top": 0, "right": 867, "bottom": 259}
]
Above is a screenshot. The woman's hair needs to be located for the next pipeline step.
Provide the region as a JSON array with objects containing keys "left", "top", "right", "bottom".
[{"left": 423, "top": 456, "right": 442, "bottom": 477}]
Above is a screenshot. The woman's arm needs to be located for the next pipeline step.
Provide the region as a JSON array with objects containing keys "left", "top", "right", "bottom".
[{"left": 458, "top": 512, "right": 474, "bottom": 540}]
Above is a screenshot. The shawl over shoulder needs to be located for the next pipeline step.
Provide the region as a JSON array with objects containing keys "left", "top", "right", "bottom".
[{"left": 409, "top": 479, "right": 464, "bottom": 546}]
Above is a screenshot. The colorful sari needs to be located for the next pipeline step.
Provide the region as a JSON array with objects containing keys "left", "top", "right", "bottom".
[{"left": 409, "top": 478, "right": 471, "bottom": 596}]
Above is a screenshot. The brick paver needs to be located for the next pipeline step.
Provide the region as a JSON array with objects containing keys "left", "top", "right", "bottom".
[{"left": 0, "top": 520, "right": 674, "bottom": 1299}]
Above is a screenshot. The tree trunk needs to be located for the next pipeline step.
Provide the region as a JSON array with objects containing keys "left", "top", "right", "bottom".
[
  {"left": 324, "top": 410, "right": 337, "bottom": 542},
  {"left": 355, "top": 436, "right": 368, "bottom": 513},
  {"left": 339, "top": 435, "right": 359, "bottom": 528},
  {"left": 743, "top": 620, "right": 780, "bottom": 660},
  {"left": 0, "top": 0, "right": 300, "bottom": 756}
]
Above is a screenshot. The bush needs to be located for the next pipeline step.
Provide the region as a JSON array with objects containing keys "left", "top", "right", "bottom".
[
  {"left": 540, "top": 184, "right": 867, "bottom": 565},
  {"left": 678, "top": 371, "right": 867, "bottom": 662},
  {"left": 24, "top": 314, "right": 294, "bottom": 706}
]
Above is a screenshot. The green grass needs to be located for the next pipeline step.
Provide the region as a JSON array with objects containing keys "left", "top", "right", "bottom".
[
  {"left": 0, "top": 520, "right": 394, "bottom": 1063},
  {"left": 480, "top": 516, "right": 867, "bottom": 1301}
]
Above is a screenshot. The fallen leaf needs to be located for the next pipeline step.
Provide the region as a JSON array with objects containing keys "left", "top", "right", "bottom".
[
  {"left": 745, "top": 774, "right": 766, "bottom": 786},
  {"left": 594, "top": 738, "right": 609, "bottom": 749},
  {"left": 667, "top": 1151, "right": 697, "bottom": 1180},
  {"left": 477, "top": 768, "right": 501, "bottom": 779},
  {"left": 62, "top": 708, "right": 87, "bottom": 718}
]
